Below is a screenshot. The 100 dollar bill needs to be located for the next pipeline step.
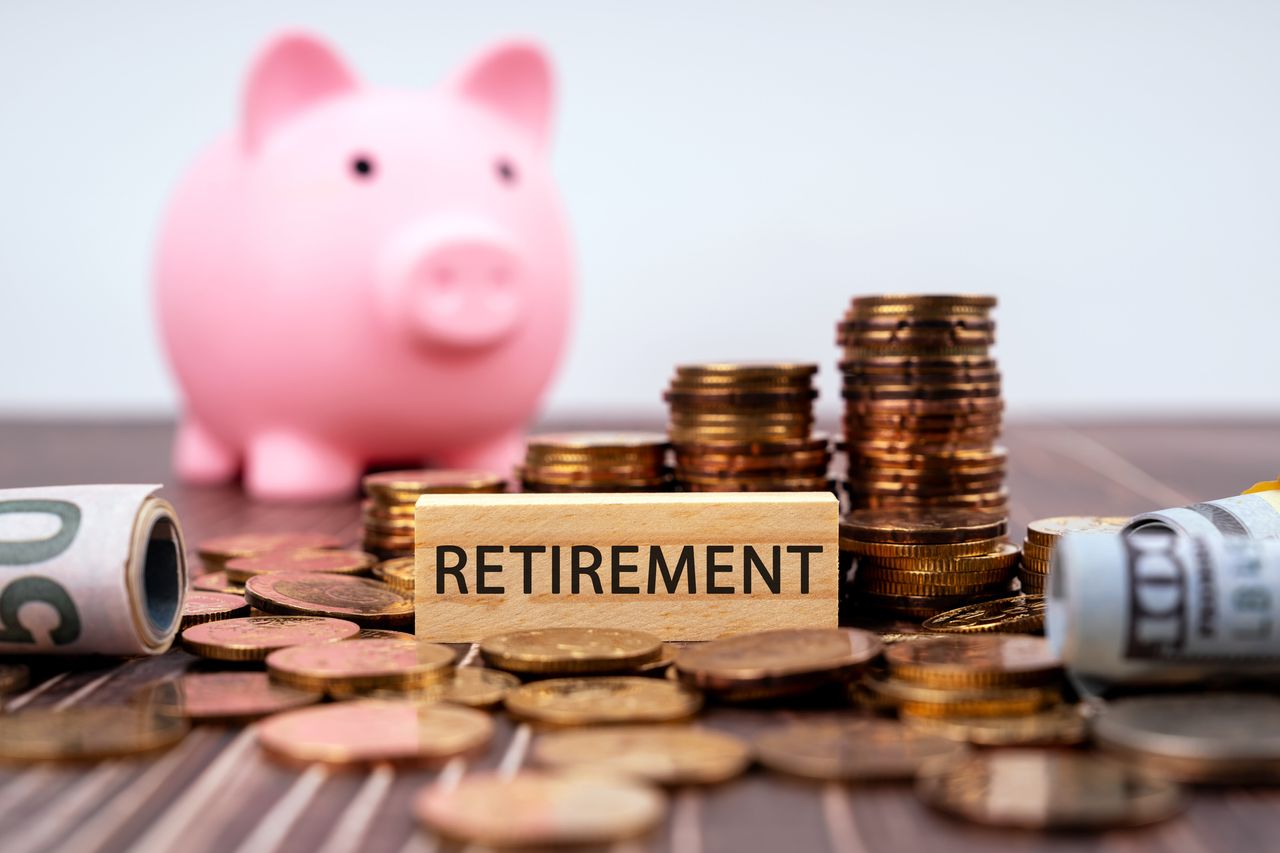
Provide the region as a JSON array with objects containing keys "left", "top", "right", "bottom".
[{"left": 1125, "top": 490, "right": 1280, "bottom": 541}]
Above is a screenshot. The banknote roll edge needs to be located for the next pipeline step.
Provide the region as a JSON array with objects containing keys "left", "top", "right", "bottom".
[{"left": 128, "top": 494, "right": 188, "bottom": 652}]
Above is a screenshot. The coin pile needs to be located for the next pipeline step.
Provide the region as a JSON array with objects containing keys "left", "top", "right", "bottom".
[
  {"left": 837, "top": 294, "right": 1006, "bottom": 513},
  {"left": 361, "top": 470, "right": 507, "bottom": 557},
  {"left": 662, "top": 363, "right": 831, "bottom": 492},
  {"left": 840, "top": 509, "right": 1014, "bottom": 619},
  {"left": 1019, "top": 515, "right": 1129, "bottom": 594},
  {"left": 520, "top": 432, "right": 672, "bottom": 492}
]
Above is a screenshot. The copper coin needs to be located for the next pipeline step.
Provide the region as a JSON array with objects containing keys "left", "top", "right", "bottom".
[
  {"left": 840, "top": 510, "right": 1007, "bottom": 545},
  {"left": 756, "top": 719, "right": 965, "bottom": 781},
  {"left": 196, "top": 532, "right": 344, "bottom": 570},
  {"left": 675, "top": 629, "right": 881, "bottom": 696},
  {"left": 352, "top": 628, "right": 417, "bottom": 642},
  {"left": 362, "top": 469, "right": 507, "bottom": 503},
  {"left": 922, "top": 595, "right": 1046, "bottom": 634},
  {"left": 0, "top": 707, "right": 190, "bottom": 761},
  {"left": 224, "top": 549, "right": 375, "bottom": 583},
  {"left": 244, "top": 572, "right": 414, "bottom": 628},
  {"left": 190, "top": 571, "right": 245, "bottom": 595},
  {"left": 505, "top": 677, "right": 702, "bottom": 725},
  {"left": 135, "top": 672, "right": 320, "bottom": 722},
  {"left": 368, "top": 667, "right": 520, "bottom": 709},
  {"left": 181, "top": 615, "right": 361, "bottom": 661},
  {"left": 266, "top": 639, "right": 455, "bottom": 695},
  {"left": 533, "top": 725, "right": 751, "bottom": 785},
  {"left": 180, "top": 591, "right": 250, "bottom": 629},
  {"left": 885, "top": 635, "right": 1062, "bottom": 688},
  {"left": 371, "top": 557, "right": 415, "bottom": 591},
  {"left": 481, "top": 628, "right": 662, "bottom": 675}
]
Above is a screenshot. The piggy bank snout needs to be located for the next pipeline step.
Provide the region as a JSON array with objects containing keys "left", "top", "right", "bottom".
[{"left": 381, "top": 223, "right": 526, "bottom": 351}]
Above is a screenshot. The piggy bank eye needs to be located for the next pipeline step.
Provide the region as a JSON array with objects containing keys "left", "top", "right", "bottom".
[
  {"left": 495, "top": 158, "right": 517, "bottom": 186},
  {"left": 351, "top": 155, "right": 376, "bottom": 180}
]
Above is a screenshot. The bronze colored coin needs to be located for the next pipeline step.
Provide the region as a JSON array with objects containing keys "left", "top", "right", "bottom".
[
  {"left": 922, "top": 595, "right": 1046, "bottom": 634},
  {"left": 361, "top": 531, "right": 415, "bottom": 551},
  {"left": 266, "top": 639, "right": 455, "bottom": 696},
  {"left": 224, "top": 548, "right": 375, "bottom": 583},
  {"left": 135, "top": 672, "right": 321, "bottom": 723},
  {"left": 631, "top": 643, "right": 679, "bottom": 676},
  {"left": 505, "top": 676, "right": 702, "bottom": 725},
  {"left": 534, "top": 725, "right": 750, "bottom": 785},
  {"left": 848, "top": 478, "right": 1007, "bottom": 498},
  {"left": 1018, "top": 574, "right": 1047, "bottom": 595},
  {"left": 856, "top": 574, "right": 1012, "bottom": 598},
  {"left": 842, "top": 383, "right": 1002, "bottom": 402},
  {"left": 362, "top": 498, "right": 414, "bottom": 519},
  {"left": 371, "top": 556, "right": 415, "bottom": 591},
  {"left": 368, "top": 667, "right": 520, "bottom": 709},
  {"left": 363, "top": 469, "right": 506, "bottom": 503},
  {"left": 675, "top": 362, "right": 818, "bottom": 380},
  {"left": 842, "top": 355, "right": 997, "bottom": 374},
  {"left": 524, "top": 472, "right": 670, "bottom": 489},
  {"left": 259, "top": 699, "right": 493, "bottom": 767},
  {"left": 885, "top": 635, "right": 1062, "bottom": 688},
  {"left": 0, "top": 707, "right": 189, "bottom": 761},
  {"left": 180, "top": 590, "right": 250, "bottom": 629},
  {"left": 916, "top": 750, "right": 1185, "bottom": 829},
  {"left": 681, "top": 477, "right": 832, "bottom": 493},
  {"left": 674, "top": 629, "right": 881, "bottom": 696},
  {"left": 527, "top": 431, "right": 669, "bottom": 453},
  {"left": 191, "top": 571, "right": 245, "bottom": 595},
  {"left": 182, "top": 615, "right": 361, "bottom": 661},
  {"left": 755, "top": 719, "right": 965, "bottom": 781},
  {"left": 416, "top": 771, "right": 665, "bottom": 847},
  {"left": 861, "top": 675, "right": 1061, "bottom": 717},
  {"left": 481, "top": 628, "right": 662, "bottom": 675},
  {"left": 878, "top": 631, "right": 947, "bottom": 644},
  {"left": 673, "top": 434, "right": 830, "bottom": 454},
  {"left": 902, "top": 705, "right": 1089, "bottom": 747},
  {"left": 860, "top": 589, "right": 1011, "bottom": 620},
  {"left": 1021, "top": 540, "right": 1054, "bottom": 563},
  {"left": 245, "top": 572, "right": 414, "bottom": 628},
  {"left": 849, "top": 293, "right": 997, "bottom": 312},
  {"left": 197, "top": 532, "right": 344, "bottom": 570},
  {"left": 361, "top": 515, "right": 414, "bottom": 536},
  {"left": 850, "top": 491, "right": 1009, "bottom": 511},
  {"left": 841, "top": 538, "right": 1004, "bottom": 560},
  {"left": 840, "top": 510, "right": 1007, "bottom": 545},
  {"left": 352, "top": 628, "right": 416, "bottom": 642},
  {"left": 843, "top": 345, "right": 991, "bottom": 360},
  {"left": 869, "top": 542, "right": 1020, "bottom": 573},
  {"left": 0, "top": 663, "right": 31, "bottom": 696},
  {"left": 1026, "top": 515, "right": 1129, "bottom": 547}
]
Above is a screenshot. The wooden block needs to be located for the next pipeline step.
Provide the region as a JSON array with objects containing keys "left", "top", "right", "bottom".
[{"left": 414, "top": 492, "right": 838, "bottom": 642}]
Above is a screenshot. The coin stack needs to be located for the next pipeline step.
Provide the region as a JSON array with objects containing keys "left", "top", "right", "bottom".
[
  {"left": 837, "top": 294, "right": 1006, "bottom": 514},
  {"left": 361, "top": 470, "right": 508, "bottom": 558},
  {"left": 662, "top": 363, "right": 831, "bottom": 492},
  {"left": 840, "top": 509, "right": 1015, "bottom": 619},
  {"left": 520, "top": 432, "right": 672, "bottom": 492},
  {"left": 1018, "top": 516, "right": 1130, "bottom": 594}
]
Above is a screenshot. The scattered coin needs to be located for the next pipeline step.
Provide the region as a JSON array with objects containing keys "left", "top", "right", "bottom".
[
  {"left": 922, "top": 595, "right": 1045, "bottom": 634},
  {"left": 1093, "top": 693, "right": 1280, "bottom": 783},
  {"left": 631, "top": 643, "right": 680, "bottom": 676},
  {"left": 197, "top": 532, "right": 344, "bottom": 571},
  {"left": 885, "top": 635, "right": 1062, "bottom": 688},
  {"left": 860, "top": 675, "right": 1061, "bottom": 717},
  {"left": 902, "top": 705, "right": 1089, "bottom": 747},
  {"left": 0, "top": 664, "right": 31, "bottom": 696},
  {"left": 505, "top": 676, "right": 702, "bottom": 725},
  {"left": 180, "top": 591, "right": 250, "bottom": 630},
  {"left": 244, "top": 572, "right": 414, "bottom": 628},
  {"left": 877, "top": 632, "right": 947, "bottom": 645},
  {"left": 265, "top": 639, "right": 455, "bottom": 696},
  {"left": 352, "top": 628, "right": 416, "bottom": 642},
  {"left": 480, "top": 627, "right": 662, "bottom": 675},
  {"left": 258, "top": 700, "right": 493, "bottom": 767},
  {"left": 134, "top": 672, "right": 321, "bottom": 723},
  {"left": 223, "top": 549, "right": 375, "bottom": 583},
  {"left": 533, "top": 725, "right": 751, "bottom": 785},
  {"left": 371, "top": 557, "right": 415, "bottom": 592},
  {"left": 674, "top": 628, "right": 881, "bottom": 698},
  {"left": 0, "top": 707, "right": 189, "bottom": 761},
  {"left": 181, "top": 615, "right": 360, "bottom": 662},
  {"left": 367, "top": 668, "right": 520, "bottom": 709},
  {"left": 755, "top": 719, "right": 965, "bottom": 781},
  {"left": 191, "top": 571, "right": 245, "bottom": 595},
  {"left": 916, "top": 749, "right": 1185, "bottom": 829},
  {"left": 417, "top": 771, "right": 664, "bottom": 846}
]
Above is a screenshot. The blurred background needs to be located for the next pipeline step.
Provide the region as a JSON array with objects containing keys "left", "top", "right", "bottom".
[{"left": 2, "top": 0, "right": 1278, "bottom": 422}]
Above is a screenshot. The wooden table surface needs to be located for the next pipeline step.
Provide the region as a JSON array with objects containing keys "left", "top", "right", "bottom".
[{"left": 1, "top": 418, "right": 1277, "bottom": 853}]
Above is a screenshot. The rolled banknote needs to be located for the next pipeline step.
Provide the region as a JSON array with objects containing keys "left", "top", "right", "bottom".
[
  {"left": 1124, "top": 491, "right": 1280, "bottom": 541},
  {"left": 1048, "top": 528, "right": 1280, "bottom": 684},
  {"left": 0, "top": 485, "right": 187, "bottom": 655}
]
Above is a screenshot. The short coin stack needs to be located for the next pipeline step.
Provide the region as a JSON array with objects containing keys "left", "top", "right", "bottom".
[
  {"left": 361, "top": 470, "right": 507, "bottom": 558},
  {"left": 520, "top": 432, "right": 672, "bottom": 492},
  {"left": 662, "top": 363, "right": 831, "bottom": 492},
  {"left": 837, "top": 294, "right": 1006, "bottom": 514},
  {"left": 1019, "top": 515, "right": 1129, "bottom": 594},
  {"left": 840, "top": 509, "right": 1014, "bottom": 619}
]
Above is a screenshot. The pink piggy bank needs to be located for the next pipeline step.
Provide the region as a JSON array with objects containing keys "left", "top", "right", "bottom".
[{"left": 155, "top": 32, "right": 573, "bottom": 501}]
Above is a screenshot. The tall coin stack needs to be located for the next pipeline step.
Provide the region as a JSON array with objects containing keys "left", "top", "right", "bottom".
[
  {"left": 663, "top": 363, "right": 832, "bottom": 492},
  {"left": 362, "top": 470, "right": 508, "bottom": 558},
  {"left": 837, "top": 295, "right": 1006, "bottom": 514},
  {"left": 520, "top": 432, "right": 672, "bottom": 492}
]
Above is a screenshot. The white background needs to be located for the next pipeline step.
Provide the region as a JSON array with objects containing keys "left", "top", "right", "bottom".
[{"left": 2, "top": 1, "right": 1278, "bottom": 420}]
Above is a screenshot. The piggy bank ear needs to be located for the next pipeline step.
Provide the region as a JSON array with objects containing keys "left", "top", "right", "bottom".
[
  {"left": 451, "top": 41, "right": 554, "bottom": 148},
  {"left": 242, "top": 32, "right": 358, "bottom": 152}
]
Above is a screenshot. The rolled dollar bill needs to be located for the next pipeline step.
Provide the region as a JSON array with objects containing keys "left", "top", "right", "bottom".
[
  {"left": 0, "top": 485, "right": 187, "bottom": 655},
  {"left": 1048, "top": 529, "right": 1280, "bottom": 684},
  {"left": 1124, "top": 491, "right": 1280, "bottom": 541}
]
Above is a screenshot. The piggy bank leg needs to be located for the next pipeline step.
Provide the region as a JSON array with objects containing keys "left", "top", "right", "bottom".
[
  {"left": 244, "top": 432, "right": 362, "bottom": 501},
  {"left": 173, "top": 418, "right": 239, "bottom": 485},
  {"left": 433, "top": 427, "right": 526, "bottom": 479}
]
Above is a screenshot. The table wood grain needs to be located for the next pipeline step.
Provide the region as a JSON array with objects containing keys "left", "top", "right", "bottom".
[{"left": 1, "top": 417, "right": 1277, "bottom": 853}]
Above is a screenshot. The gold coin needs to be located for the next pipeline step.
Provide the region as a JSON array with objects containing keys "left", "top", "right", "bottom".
[
  {"left": 674, "top": 628, "right": 881, "bottom": 697},
  {"left": 849, "top": 293, "right": 997, "bottom": 312},
  {"left": 916, "top": 750, "right": 1184, "bottom": 829},
  {"left": 362, "top": 469, "right": 507, "bottom": 504},
  {"left": 0, "top": 707, "right": 189, "bottom": 761},
  {"left": 902, "top": 704, "right": 1089, "bottom": 746},
  {"left": 481, "top": 627, "right": 662, "bottom": 675},
  {"left": 885, "top": 635, "right": 1062, "bottom": 688},
  {"left": 1020, "top": 540, "right": 1054, "bottom": 563},
  {"left": 840, "top": 510, "right": 1007, "bottom": 545},
  {"left": 533, "top": 725, "right": 751, "bottom": 785},
  {"left": 362, "top": 498, "right": 415, "bottom": 519},
  {"left": 197, "top": 531, "right": 343, "bottom": 571},
  {"left": 856, "top": 575, "right": 1011, "bottom": 598},
  {"left": 921, "top": 595, "right": 1045, "bottom": 634},
  {"left": 224, "top": 548, "right": 375, "bottom": 583},
  {"left": 877, "top": 632, "right": 947, "bottom": 645},
  {"left": 674, "top": 362, "right": 818, "bottom": 380},
  {"left": 527, "top": 430, "right": 670, "bottom": 451},
  {"left": 860, "top": 675, "right": 1060, "bottom": 717},
  {"left": 0, "top": 664, "right": 31, "bottom": 696},
  {"left": 367, "top": 667, "right": 520, "bottom": 709},
  {"left": 1019, "top": 556, "right": 1051, "bottom": 574},
  {"left": 754, "top": 719, "right": 966, "bottom": 781},
  {"left": 415, "top": 771, "right": 665, "bottom": 847},
  {"left": 842, "top": 538, "right": 1005, "bottom": 559},
  {"left": 244, "top": 572, "right": 414, "bottom": 628},
  {"left": 504, "top": 676, "right": 702, "bottom": 725},
  {"left": 1025, "top": 515, "right": 1129, "bottom": 547},
  {"left": 259, "top": 699, "right": 493, "bottom": 767},
  {"left": 191, "top": 571, "right": 244, "bottom": 595},
  {"left": 352, "top": 628, "right": 416, "bottom": 642},
  {"left": 181, "top": 615, "right": 361, "bottom": 662},
  {"left": 134, "top": 672, "right": 321, "bottom": 723},
  {"left": 860, "top": 543, "right": 1020, "bottom": 574},
  {"left": 631, "top": 643, "right": 679, "bottom": 676},
  {"left": 371, "top": 556, "right": 415, "bottom": 591},
  {"left": 266, "top": 639, "right": 455, "bottom": 696},
  {"left": 179, "top": 590, "right": 250, "bottom": 629}
]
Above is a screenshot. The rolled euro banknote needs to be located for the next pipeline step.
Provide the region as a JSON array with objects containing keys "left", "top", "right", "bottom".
[
  {"left": 1124, "top": 490, "right": 1280, "bottom": 541},
  {"left": 1048, "top": 528, "right": 1280, "bottom": 684},
  {"left": 0, "top": 485, "right": 187, "bottom": 655}
]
